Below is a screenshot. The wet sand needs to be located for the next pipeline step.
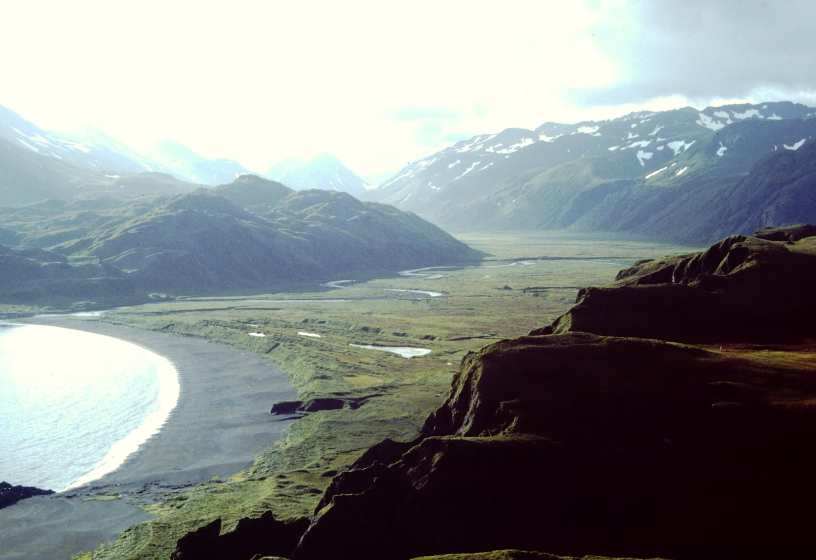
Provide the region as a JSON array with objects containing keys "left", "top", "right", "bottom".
[{"left": 0, "top": 316, "right": 298, "bottom": 560}]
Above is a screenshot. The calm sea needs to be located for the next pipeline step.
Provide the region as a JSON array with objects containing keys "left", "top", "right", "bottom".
[{"left": 0, "top": 323, "right": 179, "bottom": 492}]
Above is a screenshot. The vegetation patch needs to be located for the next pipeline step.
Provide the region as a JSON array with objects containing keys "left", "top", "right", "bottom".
[{"left": 52, "top": 234, "right": 691, "bottom": 560}]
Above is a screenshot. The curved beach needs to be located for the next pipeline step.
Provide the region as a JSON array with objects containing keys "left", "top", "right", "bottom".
[{"left": 0, "top": 316, "right": 298, "bottom": 560}]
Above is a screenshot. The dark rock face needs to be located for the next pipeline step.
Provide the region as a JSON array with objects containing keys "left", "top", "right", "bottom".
[
  {"left": 542, "top": 232, "right": 816, "bottom": 343},
  {"left": 0, "top": 481, "right": 54, "bottom": 509},
  {"left": 290, "top": 228, "right": 816, "bottom": 560},
  {"left": 172, "top": 512, "right": 309, "bottom": 560},
  {"left": 754, "top": 223, "right": 816, "bottom": 242},
  {"left": 270, "top": 400, "right": 302, "bottom": 415},
  {"left": 293, "top": 333, "right": 816, "bottom": 560},
  {"left": 270, "top": 395, "right": 381, "bottom": 415}
]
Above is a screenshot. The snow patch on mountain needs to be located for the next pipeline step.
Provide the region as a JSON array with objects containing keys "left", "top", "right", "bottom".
[
  {"left": 636, "top": 151, "right": 653, "bottom": 166},
  {"left": 455, "top": 136, "right": 492, "bottom": 153},
  {"left": 17, "top": 138, "right": 39, "bottom": 152},
  {"left": 645, "top": 166, "right": 667, "bottom": 179},
  {"left": 732, "top": 109, "right": 763, "bottom": 119},
  {"left": 697, "top": 113, "right": 727, "bottom": 131},
  {"left": 784, "top": 139, "right": 806, "bottom": 150},
  {"left": 451, "top": 161, "right": 480, "bottom": 182},
  {"left": 717, "top": 143, "right": 728, "bottom": 157},
  {"left": 667, "top": 140, "right": 695, "bottom": 155},
  {"left": 497, "top": 138, "right": 533, "bottom": 153},
  {"left": 576, "top": 126, "right": 599, "bottom": 135},
  {"left": 623, "top": 140, "right": 652, "bottom": 150}
]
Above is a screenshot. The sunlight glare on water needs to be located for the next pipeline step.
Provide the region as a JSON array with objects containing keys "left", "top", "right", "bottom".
[{"left": 0, "top": 324, "right": 179, "bottom": 491}]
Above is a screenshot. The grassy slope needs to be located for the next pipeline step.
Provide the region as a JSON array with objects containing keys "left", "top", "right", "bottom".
[{"left": 52, "top": 233, "right": 693, "bottom": 560}]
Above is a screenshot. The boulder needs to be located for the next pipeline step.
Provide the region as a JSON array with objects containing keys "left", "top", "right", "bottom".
[{"left": 0, "top": 481, "right": 54, "bottom": 509}]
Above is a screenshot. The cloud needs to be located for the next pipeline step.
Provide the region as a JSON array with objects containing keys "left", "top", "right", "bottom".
[
  {"left": 387, "top": 107, "right": 464, "bottom": 123},
  {"left": 3, "top": 1, "right": 813, "bottom": 180},
  {"left": 574, "top": 0, "right": 816, "bottom": 108}
]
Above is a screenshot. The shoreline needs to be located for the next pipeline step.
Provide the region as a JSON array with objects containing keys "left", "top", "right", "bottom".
[{"left": 0, "top": 316, "right": 299, "bottom": 560}]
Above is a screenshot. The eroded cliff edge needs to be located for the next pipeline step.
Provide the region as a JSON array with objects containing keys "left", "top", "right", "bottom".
[{"left": 287, "top": 225, "right": 816, "bottom": 560}]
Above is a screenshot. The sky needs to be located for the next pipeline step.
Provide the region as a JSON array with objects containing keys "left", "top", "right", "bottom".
[{"left": 1, "top": 0, "right": 815, "bottom": 183}]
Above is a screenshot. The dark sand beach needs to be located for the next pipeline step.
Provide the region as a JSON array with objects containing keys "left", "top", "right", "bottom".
[{"left": 0, "top": 316, "right": 298, "bottom": 560}]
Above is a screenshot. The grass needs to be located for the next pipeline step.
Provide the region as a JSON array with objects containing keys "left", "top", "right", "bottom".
[{"left": 53, "top": 233, "right": 694, "bottom": 560}]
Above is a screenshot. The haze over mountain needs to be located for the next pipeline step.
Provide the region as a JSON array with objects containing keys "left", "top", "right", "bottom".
[
  {"left": 1, "top": 103, "right": 368, "bottom": 195},
  {"left": 369, "top": 101, "right": 816, "bottom": 244},
  {"left": 0, "top": 104, "right": 155, "bottom": 174},
  {"left": 145, "top": 138, "right": 255, "bottom": 186},
  {"left": 265, "top": 154, "right": 370, "bottom": 196}
]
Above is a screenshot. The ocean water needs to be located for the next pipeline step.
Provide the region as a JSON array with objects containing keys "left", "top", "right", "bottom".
[{"left": 0, "top": 324, "right": 179, "bottom": 492}]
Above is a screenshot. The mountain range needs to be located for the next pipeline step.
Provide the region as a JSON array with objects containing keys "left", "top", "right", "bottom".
[
  {"left": 368, "top": 101, "right": 816, "bottom": 244},
  {"left": 0, "top": 103, "right": 368, "bottom": 196}
]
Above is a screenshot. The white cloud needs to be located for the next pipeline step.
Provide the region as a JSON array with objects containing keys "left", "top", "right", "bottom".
[
  {"left": 0, "top": 0, "right": 623, "bottom": 178},
  {"left": 1, "top": 0, "right": 814, "bottom": 180}
]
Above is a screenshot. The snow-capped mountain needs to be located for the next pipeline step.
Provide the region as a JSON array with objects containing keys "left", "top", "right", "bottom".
[
  {"left": 370, "top": 101, "right": 816, "bottom": 243},
  {"left": 146, "top": 139, "right": 254, "bottom": 186},
  {"left": 0, "top": 105, "right": 154, "bottom": 173},
  {"left": 0, "top": 104, "right": 257, "bottom": 187},
  {"left": 265, "top": 153, "right": 369, "bottom": 196}
]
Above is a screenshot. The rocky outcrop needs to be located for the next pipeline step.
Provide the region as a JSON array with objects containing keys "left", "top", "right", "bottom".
[
  {"left": 271, "top": 395, "right": 383, "bottom": 415},
  {"left": 0, "top": 481, "right": 54, "bottom": 509},
  {"left": 288, "top": 227, "right": 816, "bottom": 560},
  {"left": 538, "top": 230, "right": 816, "bottom": 343},
  {"left": 754, "top": 223, "right": 816, "bottom": 242},
  {"left": 293, "top": 332, "right": 816, "bottom": 560},
  {"left": 172, "top": 512, "right": 309, "bottom": 560}
]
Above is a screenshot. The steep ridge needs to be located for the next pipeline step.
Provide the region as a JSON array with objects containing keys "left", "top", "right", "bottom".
[
  {"left": 284, "top": 226, "right": 816, "bottom": 560},
  {"left": 369, "top": 102, "right": 816, "bottom": 244}
]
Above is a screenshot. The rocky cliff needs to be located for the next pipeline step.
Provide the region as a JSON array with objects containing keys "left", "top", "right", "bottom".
[
  {"left": 285, "top": 225, "right": 816, "bottom": 560},
  {"left": 538, "top": 226, "right": 816, "bottom": 343}
]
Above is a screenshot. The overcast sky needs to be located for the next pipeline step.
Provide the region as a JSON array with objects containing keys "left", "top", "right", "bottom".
[{"left": 1, "top": 0, "right": 814, "bottom": 182}]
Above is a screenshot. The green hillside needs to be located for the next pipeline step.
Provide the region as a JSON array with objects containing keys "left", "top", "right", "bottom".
[{"left": 0, "top": 179, "right": 482, "bottom": 308}]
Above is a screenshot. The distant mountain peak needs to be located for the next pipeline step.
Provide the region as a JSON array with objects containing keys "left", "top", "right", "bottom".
[{"left": 265, "top": 153, "right": 368, "bottom": 196}]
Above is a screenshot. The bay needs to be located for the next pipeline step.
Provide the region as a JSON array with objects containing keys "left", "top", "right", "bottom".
[{"left": 0, "top": 324, "right": 179, "bottom": 492}]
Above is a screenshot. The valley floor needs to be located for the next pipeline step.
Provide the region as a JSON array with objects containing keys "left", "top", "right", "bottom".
[{"left": 0, "top": 233, "right": 697, "bottom": 560}]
